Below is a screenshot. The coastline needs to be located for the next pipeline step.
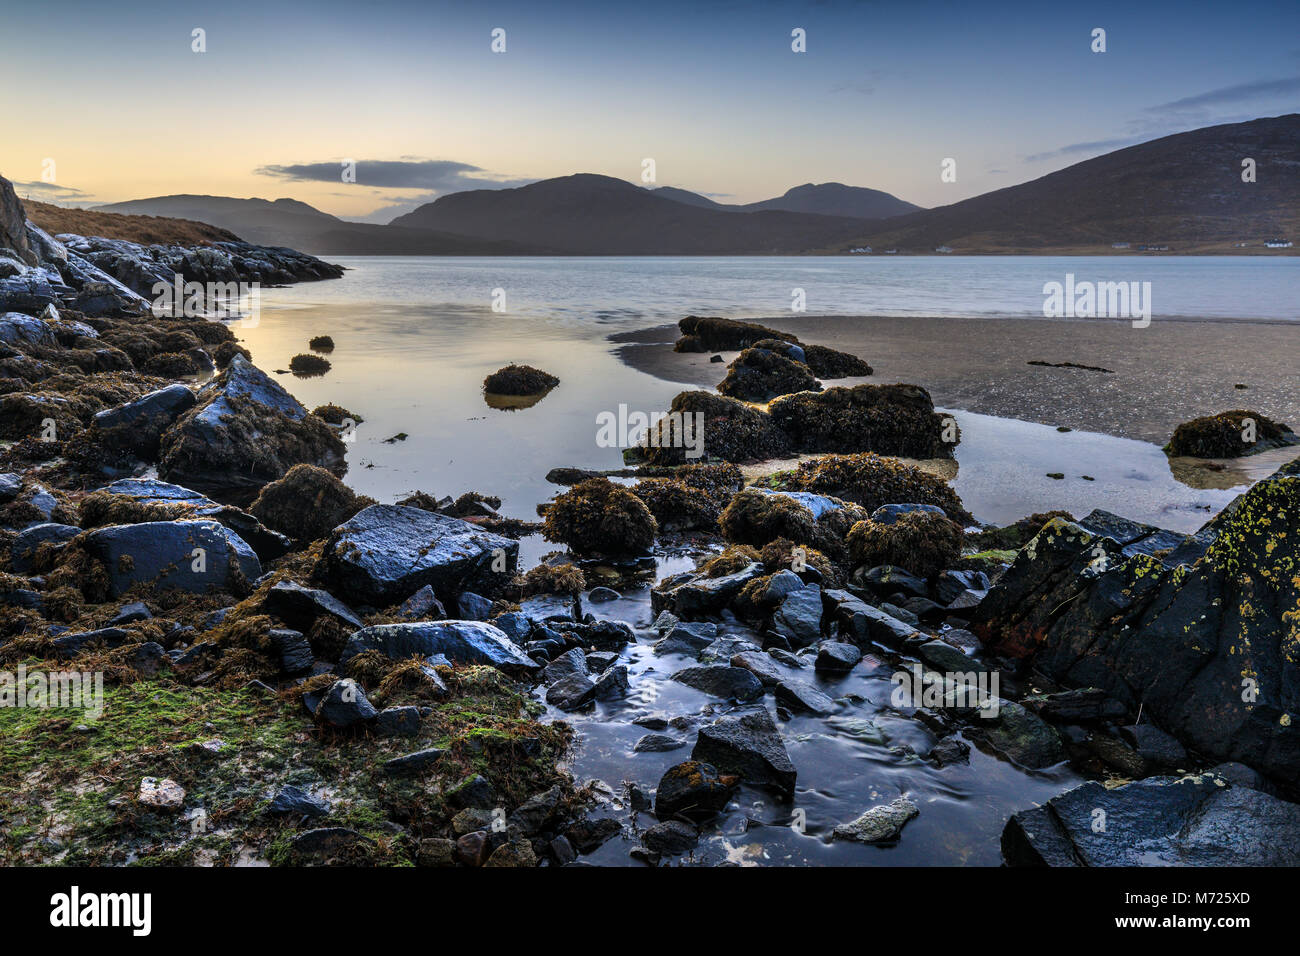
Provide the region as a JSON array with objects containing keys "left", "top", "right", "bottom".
[{"left": 612, "top": 314, "right": 1300, "bottom": 446}]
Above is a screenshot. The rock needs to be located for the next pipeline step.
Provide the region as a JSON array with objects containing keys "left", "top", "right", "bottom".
[
  {"left": 654, "top": 620, "right": 718, "bottom": 656},
  {"left": 508, "top": 786, "right": 562, "bottom": 835},
  {"left": 417, "top": 837, "right": 458, "bottom": 867},
  {"left": 398, "top": 584, "right": 446, "bottom": 621},
  {"left": 1022, "top": 687, "right": 1128, "bottom": 723},
  {"left": 772, "top": 584, "right": 823, "bottom": 647},
  {"left": 313, "top": 678, "right": 378, "bottom": 728},
  {"left": 109, "top": 601, "right": 153, "bottom": 625},
  {"left": 634, "top": 733, "right": 685, "bottom": 753},
  {"left": 934, "top": 569, "right": 990, "bottom": 605},
  {"left": 979, "top": 701, "right": 1065, "bottom": 769},
  {"left": 774, "top": 679, "right": 836, "bottom": 716},
  {"left": 486, "top": 841, "right": 537, "bottom": 867},
  {"left": 1079, "top": 733, "right": 1148, "bottom": 776},
  {"left": 542, "top": 647, "right": 587, "bottom": 685},
  {"left": 10, "top": 522, "right": 80, "bottom": 573},
  {"left": 699, "top": 635, "right": 761, "bottom": 663},
  {"left": 592, "top": 664, "right": 630, "bottom": 700},
  {"left": 815, "top": 641, "right": 862, "bottom": 673},
  {"left": 642, "top": 820, "right": 699, "bottom": 855},
  {"left": 290, "top": 828, "right": 375, "bottom": 863},
  {"left": 655, "top": 761, "right": 737, "bottom": 821},
  {"left": 269, "top": 628, "right": 314, "bottom": 674},
  {"left": 382, "top": 748, "right": 446, "bottom": 776},
  {"left": 159, "top": 355, "right": 346, "bottom": 492},
  {"left": 855, "top": 565, "right": 929, "bottom": 599},
  {"left": 1003, "top": 774, "right": 1300, "bottom": 866},
  {"left": 490, "top": 609, "right": 530, "bottom": 642},
  {"left": 916, "top": 640, "right": 980, "bottom": 674},
  {"left": 0, "top": 312, "right": 55, "bottom": 347},
  {"left": 730, "top": 650, "right": 783, "bottom": 686},
  {"left": 547, "top": 673, "right": 597, "bottom": 711},
  {"left": 0, "top": 472, "right": 21, "bottom": 502},
  {"left": 267, "top": 785, "right": 330, "bottom": 818},
  {"left": 126, "top": 642, "right": 167, "bottom": 677},
  {"left": 585, "top": 650, "right": 619, "bottom": 671},
  {"left": 692, "top": 708, "right": 797, "bottom": 795},
  {"left": 652, "top": 561, "right": 764, "bottom": 616},
  {"left": 869, "top": 503, "right": 948, "bottom": 526},
  {"left": 671, "top": 664, "right": 763, "bottom": 701},
  {"left": 322, "top": 504, "right": 518, "bottom": 606},
  {"left": 338, "top": 621, "right": 538, "bottom": 676},
  {"left": 947, "top": 589, "right": 987, "bottom": 611},
  {"left": 832, "top": 797, "right": 918, "bottom": 843},
  {"left": 1119, "top": 724, "right": 1188, "bottom": 767},
  {"left": 565, "top": 817, "right": 623, "bottom": 853},
  {"left": 520, "top": 592, "right": 581, "bottom": 626},
  {"left": 457, "top": 591, "right": 493, "bottom": 621},
  {"left": 82, "top": 519, "right": 261, "bottom": 598},
  {"left": 138, "top": 777, "right": 185, "bottom": 810},
  {"left": 456, "top": 831, "right": 490, "bottom": 867},
  {"left": 973, "top": 476, "right": 1300, "bottom": 785},
  {"left": 930, "top": 735, "right": 971, "bottom": 766},
  {"left": 822, "top": 589, "right": 917, "bottom": 648},
  {"left": 376, "top": 706, "right": 423, "bottom": 737},
  {"left": 447, "top": 774, "right": 497, "bottom": 812},
  {"left": 261, "top": 580, "right": 363, "bottom": 632},
  {"left": 89, "top": 384, "right": 196, "bottom": 458},
  {"left": 587, "top": 586, "right": 620, "bottom": 603}
]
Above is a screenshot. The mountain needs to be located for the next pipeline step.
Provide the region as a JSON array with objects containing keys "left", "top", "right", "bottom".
[
  {"left": 844, "top": 114, "right": 1300, "bottom": 253},
  {"left": 650, "top": 182, "right": 920, "bottom": 219},
  {"left": 390, "top": 174, "right": 872, "bottom": 254},
  {"left": 93, "top": 194, "right": 538, "bottom": 255},
  {"left": 22, "top": 199, "right": 240, "bottom": 245}
]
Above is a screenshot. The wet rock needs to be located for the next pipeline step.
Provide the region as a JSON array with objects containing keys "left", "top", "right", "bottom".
[
  {"left": 542, "top": 647, "right": 588, "bottom": 685},
  {"left": 456, "top": 830, "right": 490, "bottom": 866},
  {"left": 109, "top": 601, "right": 153, "bottom": 625},
  {"left": 587, "top": 586, "right": 620, "bottom": 602},
  {"left": 313, "top": 678, "right": 378, "bottom": 728},
  {"left": 832, "top": 797, "right": 918, "bottom": 843},
  {"left": 822, "top": 589, "right": 917, "bottom": 648},
  {"left": 457, "top": 591, "right": 493, "bottom": 621},
  {"left": 267, "top": 785, "right": 330, "bottom": 818},
  {"left": 10, "top": 522, "right": 80, "bottom": 573},
  {"left": 642, "top": 820, "right": 699, "bottom": 855},
  {"left": 929, "top": 735, "right": 971, "bottom": 766},
  {"left": 1022, "top": 687, "right": 1128, "bottom": 723},
  {"left": 585, "top": 650, "right": 619, "bottom": 671},
  {"left": 774, "top": 679, "right": 836, "bottom": 715},
  {"left": 159, "top": 355, "right": 346, "bottom": 492},
  {"left": 82, "top": 519, "right": 261, "bottom": 598},
  {"left": 89, "top": 384, "right": 195, "bottom": 459},
  {"left": 338, "top": 621, "right": 538, "bottom": 676},
  {"left": 1079, "top": 733, "right": 1148, "bottom": 776},
  {"left": 855, "top": 565, "right": 929, "bottom": 599},
  {"left": 261, "top": 580, "right": 363, "bottom": 632},
  {"left": 0, "top": 472, "right": 22, "bottom": 502},
  {"left": 382, "top": 748, "right": 445, "bottom": 776},
  {"left": 1003, "top": 774, "right": 1300, "bottom": 866},
  {"left": 773, "top": 584, "right": 823, "bottom": 647},
  {"left": 269, "top": 628, "right": 314, "bottom": 675},
  {"left": 730, "top": 650, "right": 783, "bottom": 686},
  {"left": 654, "top": 620, "right": 717, "bottom": 656},
  {"left": 549, "top": 835, "right": 577, "bottom": 865},
  {"left": 398, "top": 584, "right": 447, "bottom": 622},
  {"left": 671, "top": 664, "right": 763, "bottom": 701},
  {"left": 592, "top": 664, "right": 630, "bottom": 700},
  {"left": 1119, "top": 724, "right": 1188, "bottom": 767},
  {"left": 323, "top": 504, "right": 517, "bottom": 606},
  {"left": 547, "top": 673, "right": 597, "bottom": 711},
  {"left": 290, "top": 828, "right": 375, "bottom": 863},
  {"left": 520, "top": 592, "right": 581, "bottom": 626},
  {"left": 486, "top": 840, "right": 538, "bottom": 867},
  {"left": 934, "top": 569, "right": 990, "bottom": 605},
  {"left": 652, "top": 561, "right": 764, "bottom": 616},
  {"left": 566, "top": 817, "right": 623, "bottom": 853},
  {"left": 692, "top": 708, "right": 797, "bottom": 795},
  {"left": 815, "top": 641, "right": 862, "bottom": 673},
  {"left": 978, "top": 701, "right": 1065, "bottom": 769},
  {"left": 699, "top": 635, "right": 761, "bottom": 664},
  {"left": 490, "top": 609, "right": 530, "bottom": 642},
  {"left": 869, "top": 503, "right": 948, "bottom": 526},
  {"left": 655, "top": 761, "right": 737, "bottom": 821},
  {"left": 508, "top": 786, "right": 562, "bottom": 835},
  {"left": 0, "top": 311, "right": 55, "bottom": 347},
  {"left": 634, "top": 733, "right": 685, "bottom": 753},
  {"left": 916, "top": 639, "right": 982, "bottom": 674},
  {"left": 126, "top": 642, "right": 167, "bottom": 677}
]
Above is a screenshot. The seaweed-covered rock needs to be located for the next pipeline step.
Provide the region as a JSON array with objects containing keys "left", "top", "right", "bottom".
[
  {"left": 716, "top": 346, "right": 821, "bottom": 402},
  {"left": 718, "top": 489, "right": 819, "bottom": 548},
  {"left": 655, "top": 761, "right": 738, "bottom": 821},
  {"left": 289, "top": 353, "right": 331, "bottom": 376},
  {"left": 80, "top": 383, "right": 196, "bottom": 461},
  {"left": 322, "top": 504, "right": 518, "bottom": 606},
  {"left": 541, "top": 477, "right": 657, "bottom": 557},
  {"left": 1166, "top": 409, "right": 1296, "bottom": 458},
  {"left": 801, "top": 343, "right": 873, "bottom": 379},
  {"left": 249, "top": 464, "right": 369, "bottom": 543},
  {"left": 758, "top": 453, "right": 971, "bottom": 524},
  {"left": 638, "top": 391, "right": 792, "bottom": 465},
  {"left": 973, "top": 473, "right": 1300, "bottom": 785},
  {"left": 674, "top": 315, "right": 795, "bottom": 352},
  {"left": 768, "top": 384, "right": 956, "bottom": 458},
  {"left": 630, "top": 478, "right": 723, "bottom": 533},
  {"left": 80, "top": 519, "right": 261, "bottom": 598},
  {"left": 158, "top": 355, "right": 346, "bottom": 493},
  {"left": 338, "top": 620, "right": 538, "bottom": 676},
  {"left": 847, "top": 510, "right": 964, "bottom": 579},
  {"left": 483, "top": 364, "right": 560, "bottom": 395}
]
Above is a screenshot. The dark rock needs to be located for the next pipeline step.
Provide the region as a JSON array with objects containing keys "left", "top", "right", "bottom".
[
  {"left": 929, "top": 735, "right": 971, "bottom": 766},
  {"left": 655, "top": 761, "right": 737, "bottom": 821},
  {"left": 692, "top": 708, "right": 797, "bottom": 795},
  {"left": 730, "top": 650, "right": 783, "bottom": 686},
  {"left": 1003, "top": 774, "right": 1300, "bottom": 866},
  {"left": 671, "top": 664, "right": 763, "bottom": 701},
  {"left": 490, "top": 609, "right": 530, "bottom": 642},
  {"left": 652, "top": 561, "right": 764, "bottom": 616},
  {"left": 90, "top": 384, "right": 195, "bottom": 458},
  {"left": 548, "top": 835, "right": 577, "bottom": 865},
  {"left": 1119, "top": 723, "right": 1188, "bottom": 767},
  {"left": 774, "top": 679, "right": 836, "bottom": 715},
  {"left": 262, "top": 580, "right": 363, "bottom": 632},
  {"left": 10, "top": 522, "right": 80, "bottom": 573},
  {"left": 592, "top": 664, "right": 630, "bottom": 700},
  {"left": 1022, "top": 687, "right": 1128, "bottom": 723},
  {"left": 855, "top": 565, "right": 929, "bottom": 599},
  {"left": 382, "top": 748, "right": 445, "bottom": 776},
  {"left": 109, "top": 601, "right": 153, "bottom": 626},
  {"left": 338, "top": 620, "right": 538, "bottom": 676},
  {"left": 541, "top": 647, "right": 587, "bottom": 685},
  {"left": 934, "top": 569, "right": 990, "bottom": 605},
  {"left": 267, "top": 785, "right": 330, "bottom": 818},
  {"left": 565, "top": 817, "right": 623, "bottom": 853},
  {"left": 520, "top": 592, "right": 581, "bottom": 625},
  {"left": 313, "top": 678, "right": 377, "bottom": 728},
  {"left": 634, "top": 733, "right": 685, "bottom": 753},
  {"left": 869, "top": 503, "right": 947, "bottom": 526},
  {"left": 417, "top": 837, "right": 458, "bottom": 867},
  {"left": 978, "top": 701, "right": 1065, "bottom": 769},
  {"left": 376, "top": 706, "right": 423, "bottom": 737},
  {"left": 290, "top": 827, "right": 375, "bottom": 862},
  {"left": 269, "top": 628, "right": 313, "bottom": 675},
  {"left": 587, "top": 586, "right": 620, "bottom": 603},
  {"left": 772, "top": 584, "right": 823, "bottom": 647},
  {"left": 654, "top": 620, "right": 717, "bottom": 656},
  {"left": 456, "top": 830, "right": 490, "bottom": 867},
  {"left": 457, "top": 591, "right": 493, "bottom": 621},
  {"left": 51, "top": 627, "right": 132, "bottom": 657},
  {"left": 82, "top": 519, "right": 261, "bottom": 598},
  {"left": 916, "top": 639, "right": 981, "bottom": 674},
  {"left": 398, "top": 584, "right": 447, "bottom": 621},
  {"left": 509, "top": 786, "right": 562, "bottom": 835},
  {"left": 642, "top": 820, "right": 698, "bottom": 855},
  {"left": 125, "top": 642, "right": 167, "bottom": 677},
  {"left": 0, "top": 472, "right": 22, "bottom": 502},
  {"left": 815, "top": 641, "right": 862, "bottom": 673},
  {"left": 822, "top": 589, "right": 917, "bottom": 648},
  {"left": 547, "top": 673, "right": 597, "bottom": 711},
  {"left": 447, "top": 774, "right": 497, "bottom": 812},
  {"left": 323, "top": 504, "right": 517, "bottom": 606}
]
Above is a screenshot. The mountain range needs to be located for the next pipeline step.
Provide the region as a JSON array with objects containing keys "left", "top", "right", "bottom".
[{"left": 78, "top": 114, "right": 1299, "bottom": 255}]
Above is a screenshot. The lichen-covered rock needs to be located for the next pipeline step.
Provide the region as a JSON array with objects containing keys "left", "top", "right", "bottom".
[{"left": 832, "top": 796, "right": 918, "bottom": 843}]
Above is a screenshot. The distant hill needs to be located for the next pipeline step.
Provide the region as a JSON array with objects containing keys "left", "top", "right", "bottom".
[
  {"left": 650, "top": 182, "right": 921, "bottom": 219},
  {"left": 391, "top": 174, "right": 871, "bottom": 254},
  {"left": 844, "top": 114, "right": 1300, "bottom": 253},
  {"left": 22, "top": 199, "right": 241, "bottom": 245},
  {"left": 94, "top": 194, "right": 539, "bottom": 255}
]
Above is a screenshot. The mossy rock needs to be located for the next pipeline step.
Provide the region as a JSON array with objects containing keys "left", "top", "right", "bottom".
[
  {"left": 769, "top": 383, "right": 956, "bottom": 458},
  {"left": 1166, "top": 409, "right": 1295, "bottom": 458},
  {"left": 847, "top": 511, "right": 964, "bottom": 579},
  {"left": 717, "top": 346, "right": 822, "bottom": 402},
  {"left": 249, "top": 464, "right": 372, "bottom": 543},
  {"left": 542, "top": 477, "right": 657, "bottom": 557},
  {"left": 639, "top": 391, "right": 792, "bottom": 465},
  {"left": 483, "top": 364, "right": 560, "bottom": 396},
  {"left": 289, "top": 353, "right": 331, "bottom": 376}
]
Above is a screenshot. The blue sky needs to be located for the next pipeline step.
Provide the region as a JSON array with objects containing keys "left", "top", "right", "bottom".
[{"left": 2, "top": 0, "right": 1297, "bottom": 219}]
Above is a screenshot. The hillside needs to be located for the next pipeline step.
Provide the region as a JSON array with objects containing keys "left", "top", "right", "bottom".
[
  {"left": 844, "top": 114, "right": 1300, "bottom": 253},
  {"left": 22, "top": 199, "right": 241, "bottom": 245},
  {"left": 650, "top": 182, "right": 921, "bottom": 219},
  {"left": 390, "top": 174, "right": 871, "bottom": 254}
]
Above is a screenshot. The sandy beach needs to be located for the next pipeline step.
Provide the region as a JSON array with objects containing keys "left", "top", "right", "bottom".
[{"left": 613, "top": 314, "right": 1300, "bottom": 446}]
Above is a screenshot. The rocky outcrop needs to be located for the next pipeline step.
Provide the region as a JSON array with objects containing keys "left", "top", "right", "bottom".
[
  {"left": 973, "top": 471, "right": 1300, "bottom": 785},
  {"left": 337, "top": 620, "right": 539, "bottom": 675},
  {"left": 81, "top": 519, "right": 262, "bottom": 597}
]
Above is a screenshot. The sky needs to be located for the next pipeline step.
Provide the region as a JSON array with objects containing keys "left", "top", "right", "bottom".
[{"left": 2, "top": 0, "right": 1298, "bottom": 221}]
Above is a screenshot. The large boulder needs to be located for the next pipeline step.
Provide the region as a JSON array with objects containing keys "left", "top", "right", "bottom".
[
  {"left": 0, "top": 311, "right": 54, "bottom": 347},
  {"left": 1003, "top": 773, "right": 1300, "bottom": 866},
  {"left": 692, "top": 708, "right": 797, "bottom": 795},
  {"left": 322, "top": 504, "right": 518, "bottom": 606},
  {"left": 158, "top": 355, "right": 346, "bottom": 493},
  {"left": 0, "top": 176, "right": 35, "bottom": 266},
  {"left": 81, "top": 519, "right": 261, "bottom": 597},
  {"left": 337, "top": 621, "right": 538, "bottom": 676},
  {"left": 973, "top": 473, "right": 1300, "bottom": 785},
  {"left": 87, "top": 384, "right": 196, "bottom": 459}
]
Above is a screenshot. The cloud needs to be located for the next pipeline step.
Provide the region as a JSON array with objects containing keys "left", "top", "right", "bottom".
[
  {"left": 1145, "top": 76, "right": 1300, "bottom": 114},
  {"left": 1023, "top": 137, "right": 1141, "bottom": 163},
  {"left": 8, "top": 180, "right": 94, "bottom": 205},
  {"left": 254, "top": 158, "right": 534, "bottom": 194}
]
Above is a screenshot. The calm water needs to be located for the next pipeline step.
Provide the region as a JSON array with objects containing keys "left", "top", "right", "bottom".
[{"left": 240, "top": 256, "right": 1286, "bottom": 866}]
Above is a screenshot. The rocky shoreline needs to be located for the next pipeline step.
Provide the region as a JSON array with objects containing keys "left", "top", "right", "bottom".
[{"left": 3, "top": 169, "right": 1299, "bottom": 867}]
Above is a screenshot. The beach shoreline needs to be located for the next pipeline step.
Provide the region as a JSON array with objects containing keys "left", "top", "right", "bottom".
[{"left": 612, "top": 314, "right": 1300, "bottom": 446}]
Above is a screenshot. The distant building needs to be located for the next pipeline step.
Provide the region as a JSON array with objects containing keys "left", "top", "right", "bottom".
[
  {"left": 848, "top": 246, "right": 872, "bottom": 254},
  {"left": 1111, "top": 242, "right": 1130, "bottom": 249},
  {"left": 1136, "top": 244, "right": 1170, "bottom": 252},
  {"left": 935, "top": 245, "right": 953, "bottom": 253},
  {"left": 884, "top": 249, "right": 898, "bottom": 254},
  {"left": 1266, "top": 239, "right": 1293, "bottom": 248}
]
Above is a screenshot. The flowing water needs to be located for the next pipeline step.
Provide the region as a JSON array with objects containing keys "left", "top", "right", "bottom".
[{"left": 238, "top": 256, "right": 1289, "bottom": 865}]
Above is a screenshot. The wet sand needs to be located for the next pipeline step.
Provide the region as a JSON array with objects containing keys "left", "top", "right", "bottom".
[{"left": 612, "top": 315, "right": 1300, "bottom": 446}]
